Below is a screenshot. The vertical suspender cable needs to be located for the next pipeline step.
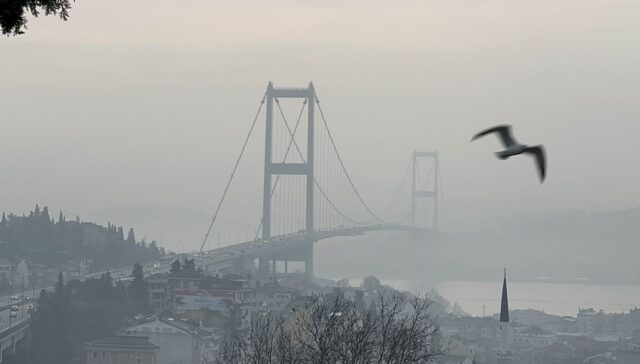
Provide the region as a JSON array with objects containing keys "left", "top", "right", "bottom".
[
  {"left": 275, "top": 99, "right": 371, "bottom": 226},
  {"left": 254, "top": 100, "right": 307, "bottom": 239},
  {"left": 315, "top": 98, "right": 386, "bottom": 224}
]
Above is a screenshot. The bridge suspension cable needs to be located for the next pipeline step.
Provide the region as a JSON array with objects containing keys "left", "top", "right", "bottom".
[
  {"left": 437, "top": 156, "right": 446, "bottom": 228},
  {"left": 273, "top": 98, "right": 376, "bottom": 226},
  {"left": 315, "top": 97, "right": 387, "bottom": 224},
  {"left": 416, "top": 156, "right": 435, "bottom": 191},
  {"left": 254, "top": 100, "right": 308, "bottom": 239},
  {"left": 270, "top": 94, "right": 415, "bottom": 227},
  {"left": 256, "top": 95, "right": 375, "bottom": 239},
  {"left": 198, "top": 92, "right": 267, "bottom": 254},
  {"left": 198, "top": 84, "right": 433, "bottom": 253},
  {"left": 377, "top": 154, "right": 412, "bottom": 219}
]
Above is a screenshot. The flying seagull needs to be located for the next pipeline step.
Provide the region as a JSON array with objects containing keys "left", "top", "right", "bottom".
[{"left": 471, "top": 125, "right": 546, "bottom": 183}]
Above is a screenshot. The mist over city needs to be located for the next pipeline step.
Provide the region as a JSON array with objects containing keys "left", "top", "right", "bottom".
[{"left": 1, "top": 1, "right": 640, "bottom": 363}]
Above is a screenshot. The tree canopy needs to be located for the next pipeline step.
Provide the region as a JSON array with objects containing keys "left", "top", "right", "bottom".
[
  {"left": 0, "top": 205, "right": 165, "bottom": 273},
  {"left": 1, "top": 0, "right": 73, "bottom": 36},
  {"left": 128, "top": 263, "right": 149, "bottom": 313},
  {"left": 217, "top": 292, "right": 445, "bottom": 364},
  {"left": 22, "top": 267, "right": 146, "bottom": 364},
  {"left": 169, "top": 258, "right": 199, "bottom": 277}
]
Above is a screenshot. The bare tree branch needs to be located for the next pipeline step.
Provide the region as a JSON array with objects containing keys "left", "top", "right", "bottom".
[{"left": 215, "top": 291, "right": 446, "bottom": 364}]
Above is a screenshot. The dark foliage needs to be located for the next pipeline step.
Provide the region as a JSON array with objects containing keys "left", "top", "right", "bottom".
[
  {"left": 0, "top": 205, "right": 165, "bottom": 274},
  {"left": 181, "top": 258, "right": 197, "bottom": 274},
  {"left": 170, "top": 259, "right": 181, "bottom": 275},
  {"left": 30, "top": 280, "right": 73, "bottom": 364},
  {"left": 0, "top": 0, "right": 73, "bottom": 36},
  {"left": 222, "top": 300, "right": 246, "bottom": 342},
  {"left": 128, "top": 263, "right": 149, "bottom": 313},
  {"left": 168, "top": 258, "right": 200, "bottom": 277},
  {"left": 24, "top": 266, "right": 146, "bottom": 364}
]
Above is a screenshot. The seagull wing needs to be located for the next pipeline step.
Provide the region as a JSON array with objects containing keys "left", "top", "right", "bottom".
[
  {"left": 471, "top": 125, "right": 517, "bottom": 148},
  {"left": 524, "top": 146, "right": 546, "bottom": 183}
]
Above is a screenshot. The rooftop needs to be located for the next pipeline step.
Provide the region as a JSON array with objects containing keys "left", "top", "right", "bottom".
[
  {"left": 168, "top": 270, "right": 204, "bottom": 279},
  {"left": 146, "top": 273, "right": 169, "bottom": 280},
  {"left": 85, "top": 336, "right": 159, "bottom": 351}
]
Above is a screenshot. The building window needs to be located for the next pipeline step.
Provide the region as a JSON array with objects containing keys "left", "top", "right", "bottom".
[{"left": 92, "top": 352, "right": 97, "bottom": 358}]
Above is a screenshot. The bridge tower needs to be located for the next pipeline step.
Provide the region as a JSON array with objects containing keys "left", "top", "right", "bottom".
[
  {"left": 261, "top": 82, "right": 316, "bottom": 280},
  {"left": 411, "top": 150, "right": 439, "bottom": 230}
]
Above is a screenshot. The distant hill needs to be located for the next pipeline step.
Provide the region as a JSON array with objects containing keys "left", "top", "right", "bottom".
[
  {"left": 444, "top": 207, "right": 640, "bottom": 284},
  {"left": 0, "top": 205, "right": 165, "bottom": 272},
  {"left": 316, "top": 207, "right": 640, "bottom": 285},
  {"left": 503, "top": 207, "right": 640, "bottom": 243}
]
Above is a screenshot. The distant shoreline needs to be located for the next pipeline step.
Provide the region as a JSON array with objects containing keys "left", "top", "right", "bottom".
[
  {"left": 330, "top": 276, "right": 640, "bottom": 287},
  {"left": 327, "top": 277, "right": 640, "bottom": 317}
]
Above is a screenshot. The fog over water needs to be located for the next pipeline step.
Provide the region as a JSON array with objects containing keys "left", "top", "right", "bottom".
[
  {"left": 340, "top": 278, "right": 640, "bottom": 318},
  {"left": 436, "top": 280, "right": 640, "bottom": 318},
  {"left": 3, "top": 1, "right": 640, "bottom": 286}
]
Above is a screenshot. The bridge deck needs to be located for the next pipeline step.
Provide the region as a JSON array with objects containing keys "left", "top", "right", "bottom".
[{"left": 194, "top": 224, "right": 430, "bottom": 268}]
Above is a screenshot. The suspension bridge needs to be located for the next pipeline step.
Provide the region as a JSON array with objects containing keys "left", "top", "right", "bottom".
[
  {"left": 0, "top": 82, "right": 442, "bottom": 361},
  {"left": 192, "top": 82, "right": 442, "bottom": 281}
]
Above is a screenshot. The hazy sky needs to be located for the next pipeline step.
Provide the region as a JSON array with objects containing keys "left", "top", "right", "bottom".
[{"left": 2, "top": 0, "right": 640, "bottom": 250}]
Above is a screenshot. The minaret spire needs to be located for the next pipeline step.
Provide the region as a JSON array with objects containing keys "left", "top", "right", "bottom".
[
  {"left": 497, "top": 268, "right": 512, "bottom": 364},
  {"left": 500, "top": 268, "right": 509, "bottom": 322}
]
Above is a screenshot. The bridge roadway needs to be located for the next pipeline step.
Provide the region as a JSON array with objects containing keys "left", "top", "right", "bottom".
[
  {"left": 194, "top": 224, "right": 430, "bottom": 276},
  {"left": 0, "top": 306, "right": 29, "bottom": 333},
  {"left": 0, "top": 301, "right": 31, "bottom": 362},
  {"left": 74, "top": 225, "right": 431, "bottom": 280}
]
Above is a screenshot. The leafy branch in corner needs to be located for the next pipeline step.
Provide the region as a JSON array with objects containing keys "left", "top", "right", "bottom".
[{"left": 1, "top": 0, "right": 73, "bottom": 36}]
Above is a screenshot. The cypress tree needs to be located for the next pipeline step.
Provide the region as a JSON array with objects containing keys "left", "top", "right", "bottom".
[
  {"left": 117, "top": 226, "right": 125, "bottom": 242},
  {"left": 42, "top": 206, "right": 50, "bottom": 222},
  {"left": 128, "top": 263, "right": 148, "bottom": 313},
  {"left": 182, "top": 258, "right": 196, "bottom": 274},
  {"left": 31, "top": 280, "right": 72, "bottom": 364},
  {"left": 170, "top": 259, "right": 181, "bottom": 275},
  {"left": 126, "top": 228, "right": 136, "bottom": 246}
]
